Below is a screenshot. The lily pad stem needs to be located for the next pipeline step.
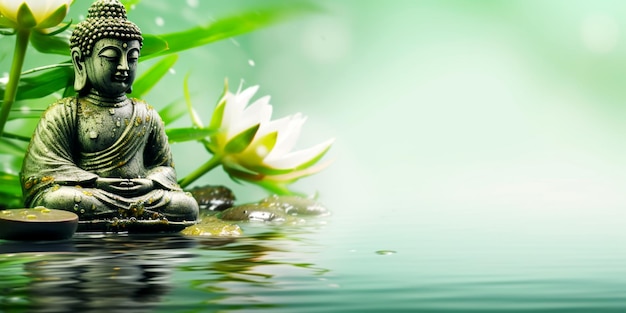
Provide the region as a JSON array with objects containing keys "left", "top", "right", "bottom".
[
  {"left": 0, "top": 28, "right": 31, "bottom": 137},
  {"left": 179, "top": 154, "right": 222, "bottom": 189}
]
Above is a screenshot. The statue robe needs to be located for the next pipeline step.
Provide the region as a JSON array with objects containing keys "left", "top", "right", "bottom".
[{"left": 21, "top": 97, "right": 197, "bottom": 227}]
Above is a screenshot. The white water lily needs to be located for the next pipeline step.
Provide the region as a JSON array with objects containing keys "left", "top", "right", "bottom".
[
  {"left": 179, "top": 84, "right": 334, "bottom": 194},
  {"left": 0, "top": 0, "right": 72, "bottom": 30},
  {"left": 0, "top": 0, "right": 73, "bottom": 137}
]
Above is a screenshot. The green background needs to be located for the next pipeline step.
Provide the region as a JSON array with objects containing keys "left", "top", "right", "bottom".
[
  {"left": 2, "top": 0, "right": 626, "bottom": 225},
  {"left": 2, "top": 1, "right": 626, "bottom": 311}
]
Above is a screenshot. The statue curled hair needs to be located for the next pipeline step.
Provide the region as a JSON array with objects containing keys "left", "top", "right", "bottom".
[{"left": 69, "top": 0, "right": 143, "bottom": 58}]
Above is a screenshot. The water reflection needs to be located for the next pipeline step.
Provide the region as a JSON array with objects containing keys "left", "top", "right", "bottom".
[
  {"left": 0, "top": 234, "right": 197, "bottom": 313},
  {"left": 178, "top": 227, "right": 330, "bottom": 311},
  {"left": 0, "top": 224, "right": 329, "bottom": 312}
]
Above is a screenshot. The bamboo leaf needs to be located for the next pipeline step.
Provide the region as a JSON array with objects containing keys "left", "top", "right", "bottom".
[
  {"left": 183, "top": 73, "right": 204, "bottom": 128},
  {"left": 143, "top": 2, "right": 319, "bottom": 60},
  {"left": 8, "top": 109, "right": 44, "bottom": 120},
  {"left": 141, "top": 34, "right": 169, "bottom": 58},
  {"left": 129, "top": 54, "right": 178, "bottom": 98},
  {"left": 166, "top": 127, "right": 216, "bottom": 143},
  {"left": 30, "top": 30, "right": 70, "bottom": 56},
  {"left": 0, "top": 65, "right": 73, "bottom": 101},
  {"left": 0, "top": 138, "right": 27, "bottom": 157},
  {"left": 158, "top": 97, "right": 187, "bottom": 125}
]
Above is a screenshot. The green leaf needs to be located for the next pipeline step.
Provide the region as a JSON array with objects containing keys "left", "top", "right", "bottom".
[
  {"left": 140, "top": 34, "right": 169, "bottom": 58},
  {"left": 158, "top": 97, "right": 187, "bottom": 125},
  {"left": 0, "top": 138, "right": 27, "bottom": 157},
  {"left": 166, "top": 127, "right": 216, "bottom": 143},
  {"left": 143, "top": 2, "right": 319, "bottom": 60},
  {"left": 30, "top": 30, "right": 70, "bottom": 56},
  {"left": 0, "top": 65, "right": 73, "bottom": 101},
  {"left": 8, "top": 109, "right": 44, "bottom": 121},
  {"left": 129, "top": 54, "right": 178, "bottom": 98},
  {"left": 221, "top": 166, "right": 295, "bottom": 195},
  {"left": 17, "top": 3, "right": 36, "bottom": 29},
  {"left": 1, "top": 132, "right": 31, "bottom": 142},
  {"left": 184, "top": 73, "right": 204, "bottom": 128},
  {"left": 224, "top": 124, "right": 259, "bottom": 154},
  {"left": 207, "top": 79, "right": 229, "bottom": 131},
  {"left": 0, "top": 172, "right": 23, "bottom": 208},
  {"left": 208, "top": 100, "right": 225, "bottom": 130},
  {"left": 44, "top": 19, "right": 72, "bottom": 36},
  {"left": 0, "top": 17, "right": 16, "bottom": 29}
]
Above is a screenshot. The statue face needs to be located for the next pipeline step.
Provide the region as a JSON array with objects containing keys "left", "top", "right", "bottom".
[{"left": 83, "top": 38, "right": 140, "bottom": 97}]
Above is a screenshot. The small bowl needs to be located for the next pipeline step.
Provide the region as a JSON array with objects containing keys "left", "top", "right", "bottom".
[{"left": 0, "top": 207, "right": 78, "bottom": 241}]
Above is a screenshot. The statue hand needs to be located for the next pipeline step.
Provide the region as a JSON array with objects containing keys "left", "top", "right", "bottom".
[{"left": 96, "top": 177, "right": 154, "bottom": 195}]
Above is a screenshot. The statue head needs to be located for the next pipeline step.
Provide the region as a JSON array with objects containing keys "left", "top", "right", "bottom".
[{"left": 69, "top": 0, "right": 143, "bottom": 97}]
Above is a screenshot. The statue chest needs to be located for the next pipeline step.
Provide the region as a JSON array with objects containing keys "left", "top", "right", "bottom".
[{"left": 77, "top": 104, "right": 136, "bottom": 153}]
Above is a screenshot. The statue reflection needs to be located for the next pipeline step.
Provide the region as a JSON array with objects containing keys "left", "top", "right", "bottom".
[
  {"left": 6, "top": 234, "right": 204, "bottom": 313},
  {"left": 0, "top": 225, "right": 329, "bottom": 312}
]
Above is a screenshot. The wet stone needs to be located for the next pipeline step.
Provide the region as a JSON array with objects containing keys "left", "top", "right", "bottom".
[
  {"left": 218, "top": 195, "right": 329, "bottom": 223},
  {"left": 189, "top": 185, "right": 235, "bottom": 211}
]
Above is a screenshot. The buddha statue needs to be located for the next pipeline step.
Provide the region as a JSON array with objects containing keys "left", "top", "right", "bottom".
[{"left": 20, "top": 0, "right": 199, "bottom": 232}]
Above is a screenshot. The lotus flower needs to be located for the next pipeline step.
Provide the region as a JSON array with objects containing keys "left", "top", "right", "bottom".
[
  {"left": 179, "top": 84, "right": 334, "bottom": 194},
  {"left": 0, "top": 0, "right": 73, "bottom": 138},
  {"left": 0, "top": 0, "right": 72, "bottom": 30}
]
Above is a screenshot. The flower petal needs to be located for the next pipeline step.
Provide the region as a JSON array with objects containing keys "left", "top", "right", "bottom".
[
  {"left": 222, "top": 85, "right": 259, "bottom": 131},
  {"left": 229, "top": 94, "right": 272, "bottom": 139},
  {"left": 265, "top": 138, "right": 335, "bottom": 170},
  {"left": 264, "top": 159, "right": 334, "bottom": 183},
  {"left": 0, "top": 1, "right": 21, "bottom": 24},
  {"left": 265, "top": 113, "right": 307, "bottom": 160},
  {"left": 34, "top": 2, "right": 67, "bottom": 29}
]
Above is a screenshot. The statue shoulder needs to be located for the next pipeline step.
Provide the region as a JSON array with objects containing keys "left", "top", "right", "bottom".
[
  {"left": 131, "top": 98, "right": 162, "bottom": 120},
  {"left": 43, "top": 97, "right": 78, "bottom": 117},
  {"left": 47, "top": 97, "right": 77, "bottom": 110}
]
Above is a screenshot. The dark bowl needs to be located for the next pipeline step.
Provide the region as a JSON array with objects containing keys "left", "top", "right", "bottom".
[{"left": 0, "top": 207, "right": 78, "bottom": 241}]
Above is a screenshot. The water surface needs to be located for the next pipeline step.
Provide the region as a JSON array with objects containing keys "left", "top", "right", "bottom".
[{"left": 1, "top": 207, "right": 625, "bottom": 312}]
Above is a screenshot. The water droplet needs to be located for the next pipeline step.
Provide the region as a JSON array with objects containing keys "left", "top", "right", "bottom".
[
  {"left": 109, "top": 108, "right": 115, "bottom": 115},
  {"left": 248, "top": 59, "right": 255, "bottom": 67},
  {"left": 155, "top": 16, "right": 164, "bottom": 27},
  {"left": 375, "top": 250, "right": 397, "bottom": 255},
  {"left": 89, "top": 130, "right": 98, "bottom": 139},
  {"left": 169, "top": 68, "right": 176, "bottom": 75}
]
